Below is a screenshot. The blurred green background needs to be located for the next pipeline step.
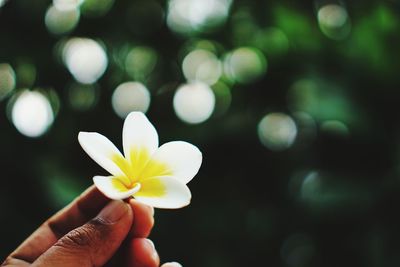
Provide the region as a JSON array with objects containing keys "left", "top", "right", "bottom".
[{"left": 2, "top": 0, "right": 400, "bottom": 266}]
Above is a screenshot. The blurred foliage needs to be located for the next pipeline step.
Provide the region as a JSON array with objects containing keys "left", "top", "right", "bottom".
[{"left": 2, "top": 0, "right": 400, "bottom": 266}]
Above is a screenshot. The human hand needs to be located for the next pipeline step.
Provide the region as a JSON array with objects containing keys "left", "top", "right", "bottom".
[{"left": 2, "top": 186, "right": 182, "bottom": 267}]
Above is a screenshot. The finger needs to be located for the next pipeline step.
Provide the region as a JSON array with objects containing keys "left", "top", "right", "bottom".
[
  {"left": 32, "top": 200, "right": 133, "bottom": 267},
  {"left": 129, "top": 198, "right": 154, "bottom": 238},
  {"left": 9, "top": 186, "right": 109, "bottom": 263},
  {"left": 161, "top": 262, "right": 183, "bottom": 267},
  {"left": 124, "top": 238, "right": 159, "bottom": 267}
]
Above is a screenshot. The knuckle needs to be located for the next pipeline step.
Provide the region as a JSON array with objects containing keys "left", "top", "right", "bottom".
[
  {"left": 56, "top": 228, "right": 92, "bottom": 248},
  {"left": 64, "top": 227, "right": 94, "bottom": 247},
  {"left": 56, "top": 219, "right": 109, "bottom": 249}
]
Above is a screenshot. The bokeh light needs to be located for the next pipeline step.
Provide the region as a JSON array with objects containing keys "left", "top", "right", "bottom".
[
  {"left": 111, "top": 82, "right": 151, "bottom": 119},
  {"left": 321, "top": 120, "right": 350, "bottom": 136},
  {"left": 317, "top": 4, "right": 351, "bottom": 40},
  {"left": 287, "top": 78, "right": 356, "bottom": 125},
  {"left": 181, "top": 39, "right": 220, "bottom": 56},
  {"left": 125, "top": 46, "right": 158, "bottom": 82},
  {"left": 0, "top": 63, "right": 16, "bottom": 101},
  {"left": 167, "top": 0, "right": 232, "bottom": 34},
  {"left": 182, "top": 49, "right": 222, "bottom": 85},
  {"left": 298, "top": 171, "right": 370, "bottom": 211},
  {"left": 11, "top": 90, "right": 54, "bottom": 138},
  {"left": 53, "top": 0, "right": 82, "bottom": 11},
  {"left": 224, "top": 47, "right": 267, "bottom": 84},
  {"left": 68, "top": 83, "right": 98, "bottom": 111},
  {"left": 258, "top": 113, "right": 297, "bottom": 151},
  {"left": 173, "top": 82, "right": 215, "bottom": 124},
  {"left": 45, "top": 4, "right": 80, "bottom": 35},
  {"left": 80, "top": 0, "right": 114, "bottom": 17},
  {"left": 0, "top": 0, "right": 7, "bottom": 8},
  {"left": 300, "top": 171, "right": 321, "bottom": 203},
  {"left": 254, "top": 27, "right": 290, "bottom": 56},
  {"left": 62, "top": 38, "right": 108, "bottom": 84}
]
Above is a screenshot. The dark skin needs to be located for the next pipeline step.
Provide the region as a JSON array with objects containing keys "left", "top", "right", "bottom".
[{"left": 2, "top": 186, "right": 180, "bottom": 267}]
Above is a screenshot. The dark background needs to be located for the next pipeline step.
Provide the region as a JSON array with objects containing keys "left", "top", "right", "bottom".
[{"left": 2, "top": 0, "right": 400, "bottom": 266}]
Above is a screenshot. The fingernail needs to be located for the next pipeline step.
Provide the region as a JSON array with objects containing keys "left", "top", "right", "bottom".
[
  {"left": 150, "top": 206, "right": 155, "bottom": 216},
  {"left": 146, "top": 238, "right": 155, "bottom": 251},
  {"left": 97, "top": 200, "right": 128, "bottom": 223},
  {"left": 145, "top": 239, "right": 158, "bottom": 260}
]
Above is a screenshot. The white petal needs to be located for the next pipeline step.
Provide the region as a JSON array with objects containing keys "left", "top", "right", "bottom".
[
  {"left": 78, "top": 132, "right": 125, "bottom": 177},
  {"left": 149, "top": 141, "right": 202, "bottom": 184},
  {"left": 122, "top": 112, "right": 159, "bottom": 161},
  {"left": 93, "top": 176, "right": 141, "bottom": 200},
  {"left": 162, "top": 263, "right": 183, "bottom": 267},
  {"left": 134, "top": 176, "right": 191, "bottom": 209}
]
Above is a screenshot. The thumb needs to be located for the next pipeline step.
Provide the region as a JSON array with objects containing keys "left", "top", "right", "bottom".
[{"left": 32, "top": 200, "right": 133, "bottom": 267}]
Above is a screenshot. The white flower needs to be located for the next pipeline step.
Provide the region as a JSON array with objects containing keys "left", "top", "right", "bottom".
[{"left": 78, "top": 112, "right": 202, "bottom": 209}]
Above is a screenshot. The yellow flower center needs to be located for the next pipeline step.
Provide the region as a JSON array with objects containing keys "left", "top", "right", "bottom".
[{"left": 111, "top": 147, "right": 172, "bottom": 191}]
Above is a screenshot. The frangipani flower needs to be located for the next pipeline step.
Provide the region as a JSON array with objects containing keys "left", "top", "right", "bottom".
[{"left": 78, "top": 112, "right": 202, "bottom": 209}]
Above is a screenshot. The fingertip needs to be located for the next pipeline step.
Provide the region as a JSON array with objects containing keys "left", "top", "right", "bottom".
[
  {"left": 129, "top": 198, "right": 154, "bottom": 237},
  {"left": 125, "top": 238, "right": 159, "bottom": 267}
]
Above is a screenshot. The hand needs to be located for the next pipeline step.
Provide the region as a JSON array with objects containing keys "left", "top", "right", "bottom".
[{"left": 2, "top": 186, "right": 182, "bottom": 267}]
